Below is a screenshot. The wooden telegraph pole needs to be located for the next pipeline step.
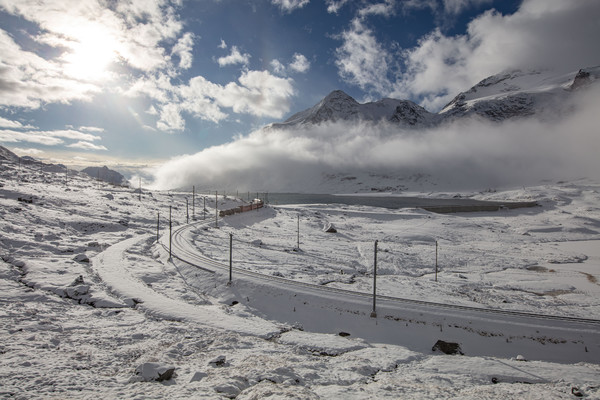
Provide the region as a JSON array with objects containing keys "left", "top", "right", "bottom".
[
  {"left": 215, "top": 191, "right": 218, "bottom": 228},
  {"left": 370, "top": 240, "right": 378, "bottom": 318},
  {"left": 229, "top": 233, "right": 233, "bottom": 284},
  {"left": 435, "top": 240, "right": 438, "bottom": 282}
]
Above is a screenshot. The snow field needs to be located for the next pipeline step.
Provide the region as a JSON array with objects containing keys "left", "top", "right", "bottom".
[{"left": 1, "top": 161, "right": 599, "bottom": 398}]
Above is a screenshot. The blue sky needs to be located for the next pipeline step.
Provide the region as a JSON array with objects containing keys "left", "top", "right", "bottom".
[{"left": 0, "top": 0, "right": 598, "bottom": 174}]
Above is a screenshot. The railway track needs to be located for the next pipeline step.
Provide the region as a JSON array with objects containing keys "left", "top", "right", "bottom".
[{"left": 164, "top": 219, "right": 600, "bottom": 327}]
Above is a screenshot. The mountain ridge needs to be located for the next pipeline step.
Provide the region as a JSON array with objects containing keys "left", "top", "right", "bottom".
[{"left": 271, "top": 66, "right": 600, "bottom": 129}]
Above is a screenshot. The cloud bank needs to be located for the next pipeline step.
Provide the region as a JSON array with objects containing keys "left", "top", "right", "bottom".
[
  {"left": 148, "top": 84, "right": 600, "bottom": 193},
  {"left": 335, "top": 0, "right": 600, "bottom": 110}
]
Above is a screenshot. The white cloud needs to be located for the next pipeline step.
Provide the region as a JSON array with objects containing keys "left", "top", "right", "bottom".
[
  {"left": 400, "top": 0, "right": 491, "bottom": 16},
  {"left": 148, "top": 85, "right": 600, "bottom": 192},
  {"left": 172, "top": 32, "right": 195, "bottom": 69},
  {"left": 0, "top": 28, "right": 101, "bottom": 109},
  {"left": 271, "top": 54, "right": 311, "bottom": 75},
  {"left": 137, "top": 69, "right": 296, "bottom": 129},
  {"left": 0, "top": 128, "right": 102, "bottom": 146},
  {"left": 0, "top": 116, "right": 32, "bottom": 129},
  {"left": 146, "top": 105, "right": 159, "bottom": 115},
  {"left": 0, "top": 0, "right": 193, "bottom": 111},
  {"left": 11, "top": 147, "right": 44, "bottom": 156},
  {"left": 392, "top": 0, "right": 600, "bottom": 110},
  {"left": 326, "top": 0, "right": 350, "bottom": 14},
  {"left": 358, "top": 0, "right": 396, "bottom": 18},
  {"left": 218, "top": 39, "right": 227, "bottom": 49},
  {"left": 157, "top": 103, "right": 186, "bottom": 132},
  {"left": 333, "top": 0, "right": 600, "bottom": 111},
  {"left": 335, "top": 19, "right": 392, "bottom": 94},
  {"left": 207, "top": 70, "right": 295, "bottom": 119},
  {"left": 67, "top": 141, "right": 108, "bottom": 151},
  {"left": 271, "top": 59, "right": 286, "bottom": 75},
  {"left": 79, "top": 126, "right": 105, "bottom": 133},
  {"left": 271, "top": 0, "right": 310, "bottom": 13},
  {"left": 217, "top": 46, "right": 251, "bottom": 67},
  {"left": 443, "top": 0, "right": 491, "bottom": 15},
  {"left": 289, "top": 53, "right": 311, "bottom": 73}
]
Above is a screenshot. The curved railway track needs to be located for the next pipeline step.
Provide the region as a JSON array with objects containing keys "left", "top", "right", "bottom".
[{"left": 164, "top": 219, "right": 600, "bottom": 327}]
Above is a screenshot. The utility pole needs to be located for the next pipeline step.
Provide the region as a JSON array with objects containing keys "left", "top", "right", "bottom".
[
  {"left": 186, "top": 198, "right": 189, "bottom": 224},
  {"left": 435, "top": 240, "right": 438, "bottom": 282},
  {"left": 297, "top": 214, "right": 300, "bottom": 250},
  {"left": 192, "top": 186, "right": 195, "bottom": 220},
  {"left": 229, "top": 233, "right": 233, "bottom": 284},
  {"left": 169, "top": 206, "right": 172, "bottom": 260},
  {"left": 215, "top": 191, "right": 218, "bottom": 228},
  {"left": 371, "top": 240, "right": 378, "bottom": 318}
]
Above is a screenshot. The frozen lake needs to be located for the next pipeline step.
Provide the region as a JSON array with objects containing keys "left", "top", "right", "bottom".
[{"left": 265, "top": 192, "right": 537, "bottom": 212}]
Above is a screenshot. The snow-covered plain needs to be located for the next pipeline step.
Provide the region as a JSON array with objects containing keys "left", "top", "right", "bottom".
[{"left": 1, "top": 160, "right": 599, "bottom": 399}]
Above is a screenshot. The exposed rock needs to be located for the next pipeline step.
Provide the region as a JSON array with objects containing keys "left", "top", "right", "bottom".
[
  {"left": 131, "top": 362, "right": 176, "bottom": 382},
  {"left": 208, "top": 355, "right": 229, "bottom": 368},
  {"left": 190, "top": 371, "right": 207, "bottom": 383},
  {"left": 81, "top": 165, "right": 128, "bottom": 186},
  {"left": 324, "top": 222, "right": 337, "bottom": 233},
  {"left": 432, "top": 340, "right": 464, "bottom": 355}
]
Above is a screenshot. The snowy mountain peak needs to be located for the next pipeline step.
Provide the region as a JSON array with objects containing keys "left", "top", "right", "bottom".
[
  {"left": 437, "top": 67, "right": 593, "bottom": 121},
  {"left": 570, "top": 66, "right": 600, "bottom": 90},
  {"left": 273, "top": 90, "right": 434, "bottom": 128},
  {"left": 269, "top": 66, "right": 599, "bottom": 131}
]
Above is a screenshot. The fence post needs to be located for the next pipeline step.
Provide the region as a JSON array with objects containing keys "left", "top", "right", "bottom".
[
  {"left": 192, "top": 186, "right": 195, "bottom": 220},
  {"left": 186, "top": 198, "right": 189, "bottom": 224},
  {"left": 169, "top": 206, "right": 172, "bottom": 260},
  {"left": 371, "top": 239, "right": 378, "bottom": 318}
]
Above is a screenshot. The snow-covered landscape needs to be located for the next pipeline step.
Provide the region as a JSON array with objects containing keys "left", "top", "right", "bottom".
[
  {"left": 2, "top": 0, "right": 600, "bottom": 398},
  {"left": 1, "top": 146, "right": 599, "bottom": 398}
]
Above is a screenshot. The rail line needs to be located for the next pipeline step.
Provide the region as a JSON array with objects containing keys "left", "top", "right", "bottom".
[{"left": 162, "top": 219, "right": 600, "bottom": 328}]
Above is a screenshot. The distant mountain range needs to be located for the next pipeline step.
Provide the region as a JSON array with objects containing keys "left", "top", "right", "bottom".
[
  {"left": 81, "top": 166, "right": 128, "bottom": 186},
  {"left": 0, "top": 146, "right": 127, "bottom": 186},
  {"left": 271, "top": 66, "right": 600, "bottom": 129}
]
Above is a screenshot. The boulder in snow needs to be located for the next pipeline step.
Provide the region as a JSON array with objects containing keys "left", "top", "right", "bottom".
[
  {"left": 432, "top": 340, "right": 464, "bottom": 355},
  {"left": 208, "top": 355, "right": 229, "bottom": 368},
  {"left": 323, "top": 222, "right": 337, "bottom": 233},
  {"left": 131, "top": 362, "right": 176, "bottom": 382}
]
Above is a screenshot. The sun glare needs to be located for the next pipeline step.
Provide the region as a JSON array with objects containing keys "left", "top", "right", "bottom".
[{"left": 63, "top": 31, "right": 118, "bottom": 82}]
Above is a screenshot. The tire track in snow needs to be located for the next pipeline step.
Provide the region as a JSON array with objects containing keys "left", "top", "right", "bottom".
[{"left": 92, "top": 235, "right": 281, "bottom": 338}]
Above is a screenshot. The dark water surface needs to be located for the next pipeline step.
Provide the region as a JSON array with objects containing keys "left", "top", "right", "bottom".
[{"left": 265, "top": 193, "right": 538, "bottom": 213}]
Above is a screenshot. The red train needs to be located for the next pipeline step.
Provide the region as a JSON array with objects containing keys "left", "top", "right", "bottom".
[{"left": 219, "top": 199, "right": 263, "bottom": 217}]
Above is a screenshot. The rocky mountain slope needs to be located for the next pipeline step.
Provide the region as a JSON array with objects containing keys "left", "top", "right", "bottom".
[
  {"left": 272, "top": 90, "right": 438, "bottom": 129},
  {"left": 81, "top": 166, "right": 128, "bottom": 186},
  {"left": 272, "top": 66, "right": 600, "bottom": 129},
  {"left": 0, "top": 145, "right": 127, "bottom": 185}
]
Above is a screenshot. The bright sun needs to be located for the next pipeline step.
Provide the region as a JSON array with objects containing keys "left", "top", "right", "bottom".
[{"left": 63, "top": 32, "right": 118, "bottom": 81}]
